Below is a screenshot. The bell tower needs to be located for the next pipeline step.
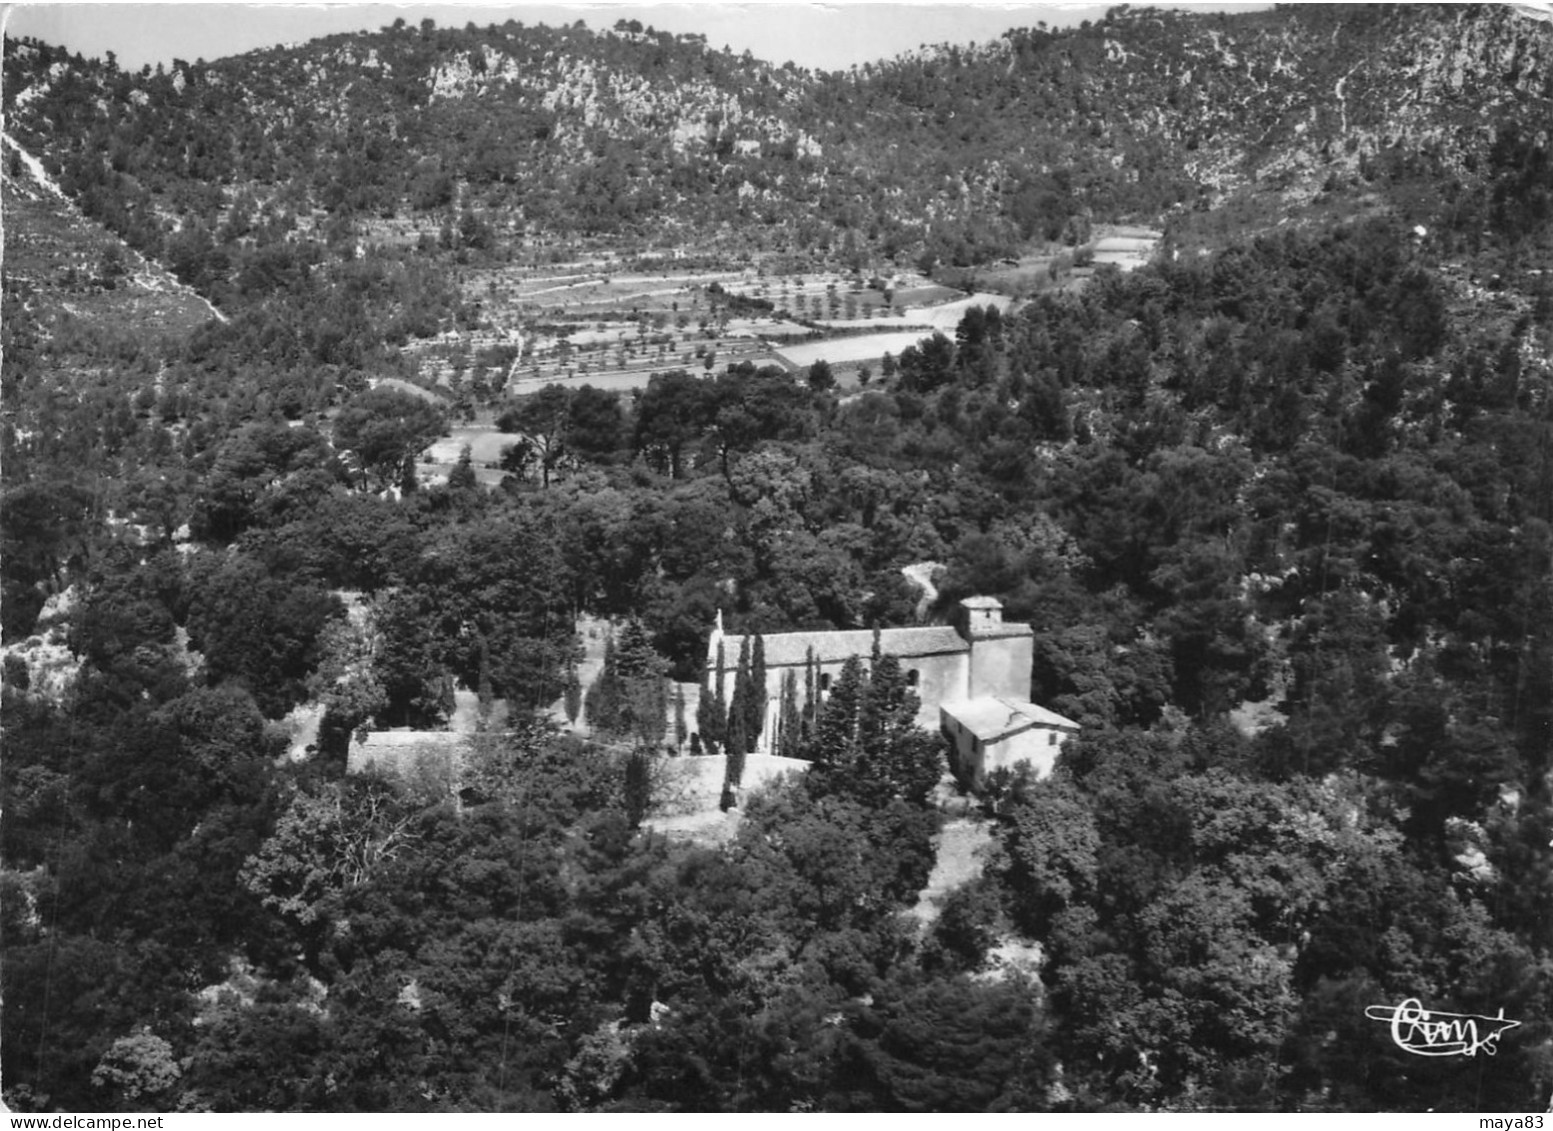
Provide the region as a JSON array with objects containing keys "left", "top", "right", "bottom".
[{"left": 959, "top": 596, "right": 1034, "bottom": 701}]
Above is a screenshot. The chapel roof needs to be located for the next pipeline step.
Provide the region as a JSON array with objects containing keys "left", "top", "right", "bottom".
[{"left": 712, "top": 625, "right": 968, "bottom": 668}]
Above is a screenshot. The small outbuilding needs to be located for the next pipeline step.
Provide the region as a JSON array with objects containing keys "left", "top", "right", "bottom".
[{"left": 941, "top": 695, "right": 1080, "bottom": 788}]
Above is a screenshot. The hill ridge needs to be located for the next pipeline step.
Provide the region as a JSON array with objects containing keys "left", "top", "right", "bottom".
[{"left": 4, "top": 4, "right": 1548, "bottom": 278}]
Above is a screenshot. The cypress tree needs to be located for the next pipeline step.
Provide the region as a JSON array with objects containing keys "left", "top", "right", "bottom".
[
  {"left": 590, "top": 630, "right": 621, "bottom": 730},
  {"left": 746, "top": 634, "right": 768, "bottom": 752},
  {"left": 778, "top": 668, "right": 801, "bottom": 758},
  {"left": 477, "top": 634, "right": 493, "bottom": 708},
  {"left": 563, "top": 664, "right": 582, "bottom": 725},
  {"left": 696, "top": 644, "right": 718, "bottom": 752},
  {"left": 650, "top": 669, "right": 669, "bottom": 747},
  {"left": 673, "top": 685, "right": 687, "bottom": 750},
  {"left": 586, "top": 631, "right": 620, "bottom": 734},
  {"left": 707, "top": 643, "right": 728, "bottom": 755},
  {"left": 624, "top": 748, "right": 652, "bottom": 828},
  {"left": 801, "top": 645, "right": 818, "bottom": 745},
  {"left": 727, "top": 680, "right": 743, "bottom": 755},
  {"left": 729, "top": 635, "right": 752, "bottom": 754},
  {"left": 724, "top": 709, "right": 747, "bottom": 799},
  {"left": 477, "top": 633, "right": 495, "bottom": 730}
]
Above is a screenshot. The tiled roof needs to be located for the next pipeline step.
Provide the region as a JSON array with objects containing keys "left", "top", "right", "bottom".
[
  {"left": 712, "top": 626, "right": 968, "bottom": 669},
  {"left": 941, "top": 696, "right": 1080, "bottom": 742}
]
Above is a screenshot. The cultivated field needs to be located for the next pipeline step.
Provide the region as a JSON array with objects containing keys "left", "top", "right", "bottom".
[
  {"left": 420, "top": 425, "right": 525, "bottom": 486},
  {"left": 775, "top": 330, "right": 938, "bottom": 369},
  {"left": 395, "top": 256, "right": 1002, "bottom": 397}
]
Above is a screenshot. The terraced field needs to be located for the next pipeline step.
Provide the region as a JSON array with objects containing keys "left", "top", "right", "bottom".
[{"left": 402, "top": 259, "right": 985, "bottom": 397}]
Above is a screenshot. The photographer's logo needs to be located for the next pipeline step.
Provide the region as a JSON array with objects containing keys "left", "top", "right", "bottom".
[{"left": 1366, "top": 998, "right": 1521, "bottom": 1057}]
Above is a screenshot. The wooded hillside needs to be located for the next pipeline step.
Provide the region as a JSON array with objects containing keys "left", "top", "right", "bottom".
[{"left": 3, "top": 3, "right": 1551, "bottom": 1113}]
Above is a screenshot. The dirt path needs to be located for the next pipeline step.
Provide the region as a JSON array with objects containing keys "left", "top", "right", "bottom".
[
  {"left": 283, "top": 703, "right": 324, "bottom": 762},
  {"left": 448, "top": 688, "right": 481, "bottom": 733},
  {"left": 900, "top": 561, "right": 943, "bottom": 620},
  {"left": 910, "top": 814, "right": 993, "bottom": 925}
]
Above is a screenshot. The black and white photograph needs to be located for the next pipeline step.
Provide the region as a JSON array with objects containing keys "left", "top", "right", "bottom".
[{"left": 2, "top": 0, "right": 1550, "bottom": 1113}]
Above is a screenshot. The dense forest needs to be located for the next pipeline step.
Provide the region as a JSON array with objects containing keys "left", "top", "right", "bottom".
[{"left": 4, "top": 2, "right": 1553, "bottom": 1114}]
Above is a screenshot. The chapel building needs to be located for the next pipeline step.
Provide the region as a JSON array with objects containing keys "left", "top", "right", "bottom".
[{"left": 707, "top": 596, "right": 1079, "bottom": 786}]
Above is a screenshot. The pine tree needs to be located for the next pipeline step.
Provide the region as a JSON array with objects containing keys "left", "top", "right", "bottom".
[
  {"left": 448, "top": 443, "right": 478, "bottom": 490},
  {"left": 800, "top": 652, "right": 943, "bottom": 808},
  {"left": 615, "top": 619, "right": 658, "bottom": 678},
  {"left": 807, "top": 655, "right": 865, "bottom": 787},
  {"left": 857, "top": 652, "right": 917, "bottom": 805},
  {"left": 860, "top": 653, "right": 911, "bottom": 753},
  {"left": 594, "top": 620, "right": 666, "bottom": 744}
]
